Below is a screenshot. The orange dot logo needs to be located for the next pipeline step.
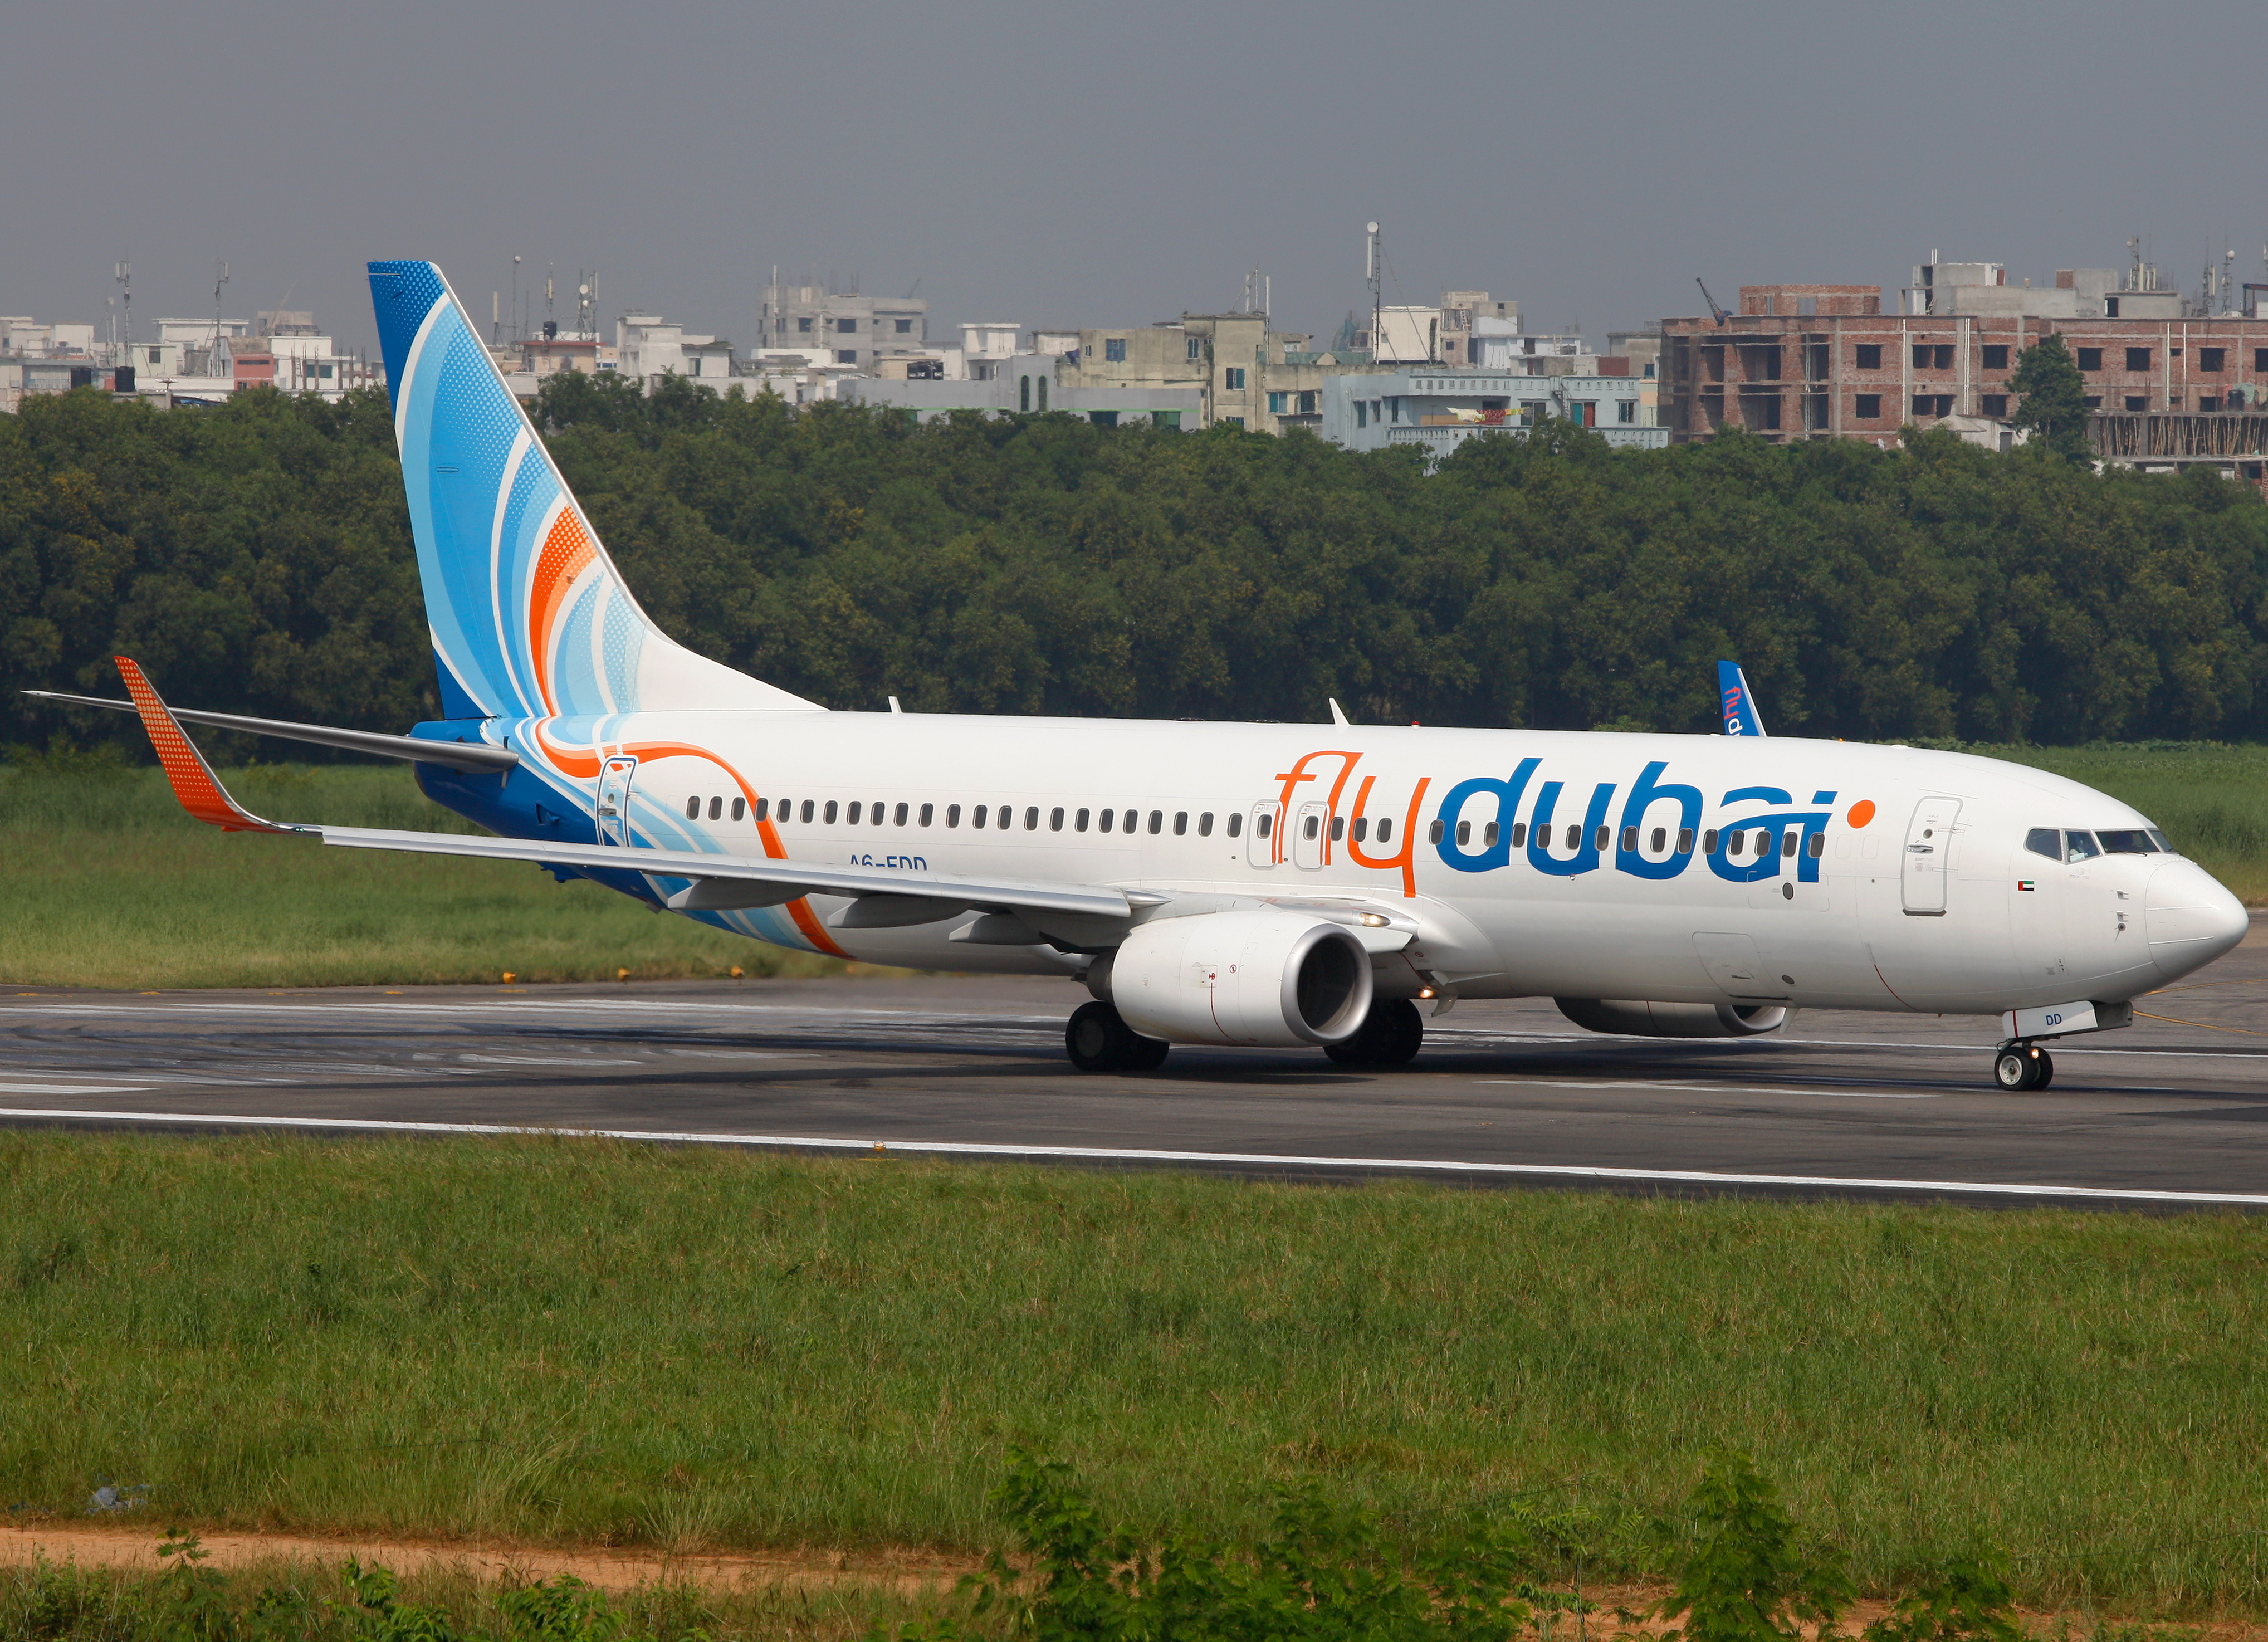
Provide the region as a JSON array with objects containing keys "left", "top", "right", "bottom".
[{"left": 1846, "top": 799, "right": 1876, "bottom": 828}]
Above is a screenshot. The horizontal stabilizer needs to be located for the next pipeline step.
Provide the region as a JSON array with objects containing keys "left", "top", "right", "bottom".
[{"left": 24, "top": 689, "right": 516, "bottom": 773}]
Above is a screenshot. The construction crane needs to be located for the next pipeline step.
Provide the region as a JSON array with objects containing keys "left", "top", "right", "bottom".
[{"left": 1695, "top": 277, "right": 1731, "bottom": 328}]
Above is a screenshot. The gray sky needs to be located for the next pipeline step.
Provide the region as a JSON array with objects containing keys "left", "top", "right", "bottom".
[{"left": 6, "top": 0, "right": 2262, "bottom": 359}]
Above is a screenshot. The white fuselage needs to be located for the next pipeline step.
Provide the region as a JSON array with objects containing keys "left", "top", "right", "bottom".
[{"left": 467, "top": 713, "right": 2250, "bottom": 1019}]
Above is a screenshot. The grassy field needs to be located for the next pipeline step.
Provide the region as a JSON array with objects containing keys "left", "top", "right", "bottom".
[
  {"left": 3, "top": 741, "right": 2266, "bottom": 990},
  {"left": 0, "top": 759, "right": 853, "bottom": 989},
  {"left": 1, "top": 1133, "right": 2264, "bottom": 1617}
]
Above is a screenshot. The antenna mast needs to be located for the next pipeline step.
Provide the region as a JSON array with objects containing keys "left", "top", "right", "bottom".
[
  {"left": 210, "top": 260, "right": 229, "bottom": 370},
  {"left": 1366, "top": 222, "right": 1380, "bottom": 358},
  {"left": 114, "top": 260, "right": 131, "bottom": 364}
]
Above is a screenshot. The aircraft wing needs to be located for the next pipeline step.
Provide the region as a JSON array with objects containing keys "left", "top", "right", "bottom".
[{"left": 106, "top": 655, "right": 1140, "bottom": 925}]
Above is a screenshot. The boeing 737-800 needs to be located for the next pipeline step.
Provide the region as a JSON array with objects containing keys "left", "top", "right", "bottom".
[{"left": 36, "top": 261, "right": 2250, "bottom": 1090}]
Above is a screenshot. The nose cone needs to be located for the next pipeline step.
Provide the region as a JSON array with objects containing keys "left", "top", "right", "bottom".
[{"left": 2145, "top": 860, "right": 2250, "bottom": 979}]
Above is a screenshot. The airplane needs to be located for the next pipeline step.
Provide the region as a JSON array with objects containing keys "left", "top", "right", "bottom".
[
  {"left": 1718, "top": 661, "right": 1764, "bottom": 737},
  {"left": 32, "top": 260, "right": 2250, "bottom": 1092}
]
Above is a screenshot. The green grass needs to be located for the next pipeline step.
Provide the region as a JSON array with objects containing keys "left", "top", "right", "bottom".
[
  {"left": 2, "top": 1135, "right": 2265, "bottom": 1617},
  {"left": 0, "top": 759, "right": 854, "bottom": 989}
]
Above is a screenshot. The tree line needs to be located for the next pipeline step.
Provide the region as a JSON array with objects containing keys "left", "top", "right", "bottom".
[{"left": 5, "top": 369, "right": 2267, "bottom": 754}]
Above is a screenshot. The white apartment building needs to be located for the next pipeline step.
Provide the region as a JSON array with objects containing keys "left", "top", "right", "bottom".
[
  {"left": 758, "top": 278, "right": 928, "bottom": 370},
  {"left": 1323, "top": 367, "right": 1666, "bottom": 461}
]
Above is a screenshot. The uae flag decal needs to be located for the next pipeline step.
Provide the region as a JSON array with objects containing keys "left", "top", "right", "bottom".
[{"left": 2016, "top": 880, "right": 2036, "bottom": 892}]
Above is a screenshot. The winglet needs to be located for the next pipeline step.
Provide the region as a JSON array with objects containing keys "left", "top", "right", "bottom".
[
  {"left": 1717, "top": 660, "right": 1766, "bottom": 737},
  {"left": 113, "top": 657, "right": 297, "bottom": 834}
]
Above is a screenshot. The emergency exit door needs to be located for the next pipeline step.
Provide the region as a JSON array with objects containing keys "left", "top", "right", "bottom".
[{"left": 1902, "top": 795, "right": 1960, "bottom": 916}]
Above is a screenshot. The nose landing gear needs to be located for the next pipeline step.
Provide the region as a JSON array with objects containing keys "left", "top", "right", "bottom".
[{"left": 1993, "top": 1043, "right": 2055, "bottom": 1091}]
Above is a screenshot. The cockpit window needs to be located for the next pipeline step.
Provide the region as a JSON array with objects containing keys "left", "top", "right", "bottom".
[
  {"left": 2096, "top": 829, "right": 2159, "bottom": 855},
  {"left": 2023, "top": 828, "right": 2061, "bottom": 861},
  {"left": 2064, "top": 830, "right": 2101, "bottom": 862},
  {"left": 2148, "top": 828, "right": 2179, "bottom": 856}
]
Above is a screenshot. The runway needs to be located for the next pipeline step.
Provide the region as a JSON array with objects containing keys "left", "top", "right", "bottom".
[{"left": 3, "top": 926, "right": 2266, "bottom": 1206}]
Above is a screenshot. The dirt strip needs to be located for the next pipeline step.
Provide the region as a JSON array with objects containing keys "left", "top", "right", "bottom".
[
  {"left": 0, "top": 1521, "right": 977, "bottom": 1595},
  {"left": 5, "top": 1523, "right": 2266, "bottom": 1640}
]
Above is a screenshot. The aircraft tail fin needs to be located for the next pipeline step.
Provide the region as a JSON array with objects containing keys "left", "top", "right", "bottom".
[
  {"left": 1718, "top": 660, "right": 1766, "bottom": 736},
  {"left": 366, "top": 261, "right": 817, "bottom": 722}
]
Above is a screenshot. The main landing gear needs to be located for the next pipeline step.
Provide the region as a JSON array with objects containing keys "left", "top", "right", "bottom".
[
  {"left": 1065, "top": 1001, "right": 1171, "bottom": 1073},
  {"left": 1993, "top": 1043, "right": 2055, "bottom": 1091},
  {"left": 1324, "top": 998, "right": 1424, "bottom": 1068}
]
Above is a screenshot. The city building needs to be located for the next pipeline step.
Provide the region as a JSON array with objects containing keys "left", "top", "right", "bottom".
[
  {"left": 614, "top": 314, "right": 734, "bottom": 387},
  {"left": 839, "top": 351, "right": 1200, "bottom": 426},
  {"left": 758, "top": 277, "right": 928, "bottom": 371},
  {"left": 1322, "top": 368, "right": 1667, "bottom": 460},
  {"left": 1659, "top": 252, "right": 2268, "bottom": 453}
]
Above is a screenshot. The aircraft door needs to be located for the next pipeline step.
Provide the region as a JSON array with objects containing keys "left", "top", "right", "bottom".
[
  {"left": 595, "top": 755, "right": 639, "bottom": 847},
  {"left": 1247, "top": 802, "right": 1280, "bottom": 868},
  {"left": 1901, "top": 795, "right": 1959, "bottom": 916},
  {"left": 1292, "top": 801, "right": 1329, "bottom": 869}
]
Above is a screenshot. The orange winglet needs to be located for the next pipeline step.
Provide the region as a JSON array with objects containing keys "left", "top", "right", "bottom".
[{"left": 113, "top": 657, "right": 295, "bottom": 834}]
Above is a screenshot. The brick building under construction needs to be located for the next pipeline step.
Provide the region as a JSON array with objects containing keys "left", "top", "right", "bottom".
[{"left": 1659, "top": 258, "right": 2268, "bottom": 482}]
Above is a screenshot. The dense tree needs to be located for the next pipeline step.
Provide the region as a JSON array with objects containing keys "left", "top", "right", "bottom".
[
  {"left": 2008, "top": 334, "right": 2093, "bottom": 466},
  {"left": 6, "top": 380, "right": 2268, "bottom": 754}
]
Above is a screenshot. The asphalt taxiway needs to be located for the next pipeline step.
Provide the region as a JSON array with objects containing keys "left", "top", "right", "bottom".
[{"left": 3, "top": 928, "right": 2265, "bottom": 1206}]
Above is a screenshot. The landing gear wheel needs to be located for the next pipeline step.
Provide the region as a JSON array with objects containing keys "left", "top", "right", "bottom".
[
  {"left": 1324, "top": 998, "right": 1425, "bottom": 1067},
  {"left": 1065, "top": 1002, "right": 1170, "bottom": 1073},
  {"left": 1067, "top": 1001, "right": 1134, "bottom": 1072},
  {"left": 1993, "top": 1046, "right": 2052, "bottom": 1091}
]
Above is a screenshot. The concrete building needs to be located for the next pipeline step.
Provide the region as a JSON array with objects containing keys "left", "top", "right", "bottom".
[
  {"left": 615, "top": 315, "right": 735, "bottom": 387},
  {"left": 759, "top": 277, "right": 928, "bottom": 370},
  {"left": 1322, "top": 368, "right": 1667, "bottom": 460},
  {"left": 1659, "top": 255, "right": 2268, "bottom": 448},
  {"left": 839, "top": 350, "right": 1200, "bottom": 426}
]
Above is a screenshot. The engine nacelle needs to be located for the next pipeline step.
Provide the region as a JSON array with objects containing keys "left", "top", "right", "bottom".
[
  {"left": 1555, "top": 998, "right": 1789, "bottom": 1038},
  {"left": 1099, "top": 909, "right": 1373, "bottom": 1048}
]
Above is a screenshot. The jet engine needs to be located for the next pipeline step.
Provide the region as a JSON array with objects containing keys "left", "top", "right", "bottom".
[
  {"left": 1098, "top": 908, "right": 1373, "bottom": 1048},
  {"left": 1555, "top": 998, "right": 1788, "bottom": 1038}
]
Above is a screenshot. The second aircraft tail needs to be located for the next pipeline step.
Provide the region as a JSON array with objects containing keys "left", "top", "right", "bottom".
[{"left": 368, "top": 261, "right": 816, "bottom": 722}]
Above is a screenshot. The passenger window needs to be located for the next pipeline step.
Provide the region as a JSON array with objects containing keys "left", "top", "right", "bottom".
[
  {"left": 1175, "top": 812, "right": 1189, "bottom": 835},
  {"left": 1752, "top": 829, "right": 1770, "bottom": 856},
  {"left": 825, "top": 800, "right": 840, "bottom": 824},
  {"left": 891, "top": 803, "right": 906, "bottom": 825},
  {"left": 750, "top": 798, "right": 763, "bottom": 822},
  {"left": 709, "top": 796, "right": 723, "bottom": 820},
  {"left": 2065, "top": 830, "right": 2101, "bottom": 861},
  {"left": 1482, "top": 822, "right": 1498, "bottom": 847},
  {"left": 1098, "top": 809, "right": 1113, "bottom": 833},
  {"left": 1703, "top": 829, "right": 1718, "bottom": 853},
  {"left": 1259, "top": 814, "right": 1274, "bottom": 839},
  {"left": 1509, "top": 822, "right": 1524, "bottom": 847},
  {"left": 1148, "top": 810, "right": 1162, "bottom": 834},
  {"left": 1352, "top": 817, "right": 1368, "bottom": 843},
  {"left": 1076, "top": 808, "right": 1090, "bottom": 832},
  {"left": 1376, "top": 818, "right": 1392, "bottom": 843},
  {"left": 1050, "top": 807, "right": 1065, "bottom": 831},
  {"left": 1622, "top": 827, "right": 1638, "bottom": 852},
  {"left": 1456, "top": 820, "right": 1470, "bottom": 846},
  {"left": 1305, "top": 815, "right": 1321, "bottom": 840},
  {"left": 947, "top": 804, "right": 961, "bottom": 827},
  {"left": 1677, "top": 828, "right": 1693, "bottom": 853},
  {"left": 800, "top": 800, "right": 815, "bottom": 823},
  {"left": 920, "top": 803, "right": 933, "bottom": 827},
  {"left": 1428, "top": 820, "right": 1444, "bottom": 844},
  {"left": 2024, "top": 828, "right": 2060, "bottom": 860},
  {"left": 1199, "top": 813, "right": 1213, "bottom": 837},
  {"left": 1025, "top": 807, "right": 1040, "bottom": 830},
  {"left": 1728, "top": 832, "right": 1744, "bottom": 857},
  {"left": 1000, "top": 805, "right": 1015, "bottom": 829},
  {"left": 1570, "top": 825, "right": 1585, "bottom": 851},
  {"left": 1780, "top": 832, "right": 1795, "bottom": 858},
  {"left": 1806, "top": 833, "right": 1823, "bottom": 858},
  {"left": 734, "top": 797, "right": 747, "bottom": 821},
  {"left": 971, "top": 804, "right": 987, "bottom": 828},
  {"left": 876, "top": 802, "right": 888, "bottom": 826},
  {"left": 1227, "top": 814, "right": 1242, "bottom": 838},
  {"left": 685, "top": 797, "right": 700, "bottom": 819},
  {"left": 2097, "top": 829, "right": 2158, "bottom": 854},
  {"left": 847, "top": 802, "right": 862, "bottom": 824}
]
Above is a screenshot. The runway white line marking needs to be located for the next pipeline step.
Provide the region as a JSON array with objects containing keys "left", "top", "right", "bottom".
[
  {"left": 458, "top": 1055, "right": 644, "bottom": 1066},
  {"left": 0, "top": 1106, "right": 2258, "bottom": 1206},
  {"left": 1479, "top": 1080, "right": 1942, "bottom": 1100},
  {"left": 0, "top": 1083, "right": 150, "bottom": 1096}
]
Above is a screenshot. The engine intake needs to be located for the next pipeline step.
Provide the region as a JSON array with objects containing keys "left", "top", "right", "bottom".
[
  {"left": 1555, "top": 998, "right": 1788, "bottom": 1038},
  {"left": 1101, "top": 908, "right": 1373, "bottom": 1047}
]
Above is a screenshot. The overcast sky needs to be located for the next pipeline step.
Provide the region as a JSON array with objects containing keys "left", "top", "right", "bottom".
[{"left": 5, "top": 0, "right": 2262, "bottom": 358}]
